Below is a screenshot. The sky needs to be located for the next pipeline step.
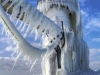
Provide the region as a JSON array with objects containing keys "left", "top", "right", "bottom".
[
  {"left": 79, "top": 0, "right": 100, "bottom": 69},
  {"left": 0, "top": 0, "right": 100, "bottom": 75}
]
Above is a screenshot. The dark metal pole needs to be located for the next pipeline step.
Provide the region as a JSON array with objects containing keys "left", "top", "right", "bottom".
[
  {"left": 56, "top": 45, "right": 61, "bottom": 69},
  {"left": 55, "top": 21, "right": 65, "bottom": 69}
]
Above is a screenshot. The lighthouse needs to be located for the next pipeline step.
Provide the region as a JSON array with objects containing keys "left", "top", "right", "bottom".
[
  {"left": 0, "top": 0, "right": 90, "bottom": 75},
  {"left": 37, "top": 0, "right": 89, "bottom": 75}
]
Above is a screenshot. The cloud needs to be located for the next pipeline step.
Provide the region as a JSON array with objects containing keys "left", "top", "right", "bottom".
[
  {"left": 81, "top": 10, "right": 100, "bottom": 30},
  {"left": 90, "top": 48, "right": 100, "bottom": 57},
  {"left": 5, "top": 45, "right": 15, "bottom": 52},
  {"left": 0, "top": 57, "right": 42, "bottom": 75},
  {"left": 89, "top": 48, "right": 100, "bottom": 70},
  {"left": 0, "top": 37, "right": 13, "bottom": 45},
  {"left": 79, "top": 0, "right": 86, "bottom": 6},
  {"left": 92, "top": 38, "right": 100, "bottom": 42},
  {"left": 81, "top": 10, "right": 89, "bottom": 19},
  {"left": 81, "top": 9, "right": 100, "bottom": 36},
  {"left": 89, "top": 48, "right": 100, "bottom": 62},
  {"left": 85, "top": 17, "right": 100, "bottom": 29},
  {"left": 90, "top": 61, "right": 100, "bottom": 70},
  {"left": 0, "top": 36, "right": 15, "bottom": 54},
  {"left": 0, "top": 50, "right": 4, "bottom": 55}
]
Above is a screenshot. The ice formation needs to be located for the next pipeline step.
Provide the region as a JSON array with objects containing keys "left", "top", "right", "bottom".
[
  {"left": 37, "top": 0, "right": 89, "bottom": 75},
  {"left": 0, "top": 0, "right": 90, "bottom": 75}
]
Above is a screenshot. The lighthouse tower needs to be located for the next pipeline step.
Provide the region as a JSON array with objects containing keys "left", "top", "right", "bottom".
[
  {"left": 0, "top": 0, "right": 90, "bottom": 75},
  {"left": 37, "top": 0, "right": 89, "bottom": 75}
]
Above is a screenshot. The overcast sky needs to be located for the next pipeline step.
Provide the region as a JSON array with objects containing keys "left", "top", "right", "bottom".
[{"left": 0, "top": 0, "right": 100, "bottom": 75}]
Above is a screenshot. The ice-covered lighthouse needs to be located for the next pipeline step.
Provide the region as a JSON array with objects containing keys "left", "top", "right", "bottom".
[
  {"left": 0, "top": 0, "right": 90, "bottom": 75},
  {"left": 37, "top": 0, "right": 89, "bottom": 75}
]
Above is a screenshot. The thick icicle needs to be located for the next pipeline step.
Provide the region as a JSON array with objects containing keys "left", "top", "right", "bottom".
[
  {"left": 30, "top": 59, "right": 37, "bottom": 72},
  {"left": 1, "top": 27, "right": 5, "bottom": 35},
  {"left": 16, "top": 3, "right": 31, "bottom": 25},
  {"left": 6, "top": 0, "right": 19, "bottom": 13},
  {"left": 1, "top": 0, "right": 9, "bottom": 6},
  {"left": 24, "top": 7, "right": 36, "bottom": 37},
  {"left": 10, "top": 5, "right": 20, "bottom": 21},
  {"left": 10, "top": 0, "right": 26, "bottom": 21}
]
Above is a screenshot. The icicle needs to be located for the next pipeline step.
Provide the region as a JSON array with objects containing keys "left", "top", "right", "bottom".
[
  {"left": 5, "top": 31, "right": 8, "bottom": 36},
  {"left": 29, "top": 60, "right": 32, "bottom": 64},
  {"left": 38, "top": 16, "right": 48, "bottom": 32},
  {"left": 17, "top": 0, "right": 25, "bottom": 6},
  {"left": 6, "top": 0, "right": 19, "bottom": 13},
  {"left": 21, "top": 7, "right": 34, "bottom": 32},
  {"left": 38, "top": 41, "right": 41, "bottom": 48},
  {"left": 29, "top": 13, "right": 43, "bottom": 37},
  {"left": 21, "top": 22, "right": 27, "bottom": 32},
  {"left": 11, "top": 61, "right": 17, "bottom": 72},
  {"left": 58, "top": 2, "right": 61, "bottom": 10},
  {"left": 34, "top": 30, "right": 38, "bottom": 41},
  {"left": 29, "top": 52, "right": 37, "bottom": 62},
  {"left": 1, "top": 0, "right": 9, "bottom": 6},
  {"left": 45, "top": 2, "right": 48, "bottom": 11},
  {"left": 25, "top": 7, "right": 32, "bottom": 19},
  {"left": 15, "top": 20, "right": 19, "bottom": 26},
  {"left": 30, "top": 30, "right": 34, "bottom": 34},
  {"left": 18, "top": 21, "right": 24, "bottom": 30},
  {"left": 16, "top": 3, "right": 31, "bottom": 25},
  {"left": 10, "top": 5, "right": 20, "bottom": 21},
  {"left": 24, "top": 7, "right": 36, "bottom": 37},
  {"left": 35, "top": 13, "right": 43, "bottom": 28},
  {"left": 32, "top": 10, "right": 40, "bottom": 29},
  {"left": 0, "top": 18, "right": 6, "bottom": 35},
  {"left": 23, "top": 55, "right": 27, "bottom": 61},
  {"left": 27, "top": 52, "right": 34, "bottom": 62},
  {"left": 10, "top": 0, "right": 26, "bottom": 21},
  {"left": 23, "top": 22, "right": 33, "bottom": 35},
  {"left": 11, "top": 46, "right": 19, "bottom": 57},
  {"left": 19, "top": 10, "right": 29, "bottom": 30},
  {"left": 11, "top": 52, "right": 21, "bottom": 72},
  {"left": 14, "top": 52, "right": 21, "bottom": 62},
  {"left": 7, "top": 32, "right": 10, "bottom": 37},
  {"left": 30, "top": 59, "right": 37, "bottom": 72},
  {"left": 1, "top": 27, "right": 5, "bottom": 35},
  {"left": 21, "top": 21, "right": 30, "bottom": 32}
]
